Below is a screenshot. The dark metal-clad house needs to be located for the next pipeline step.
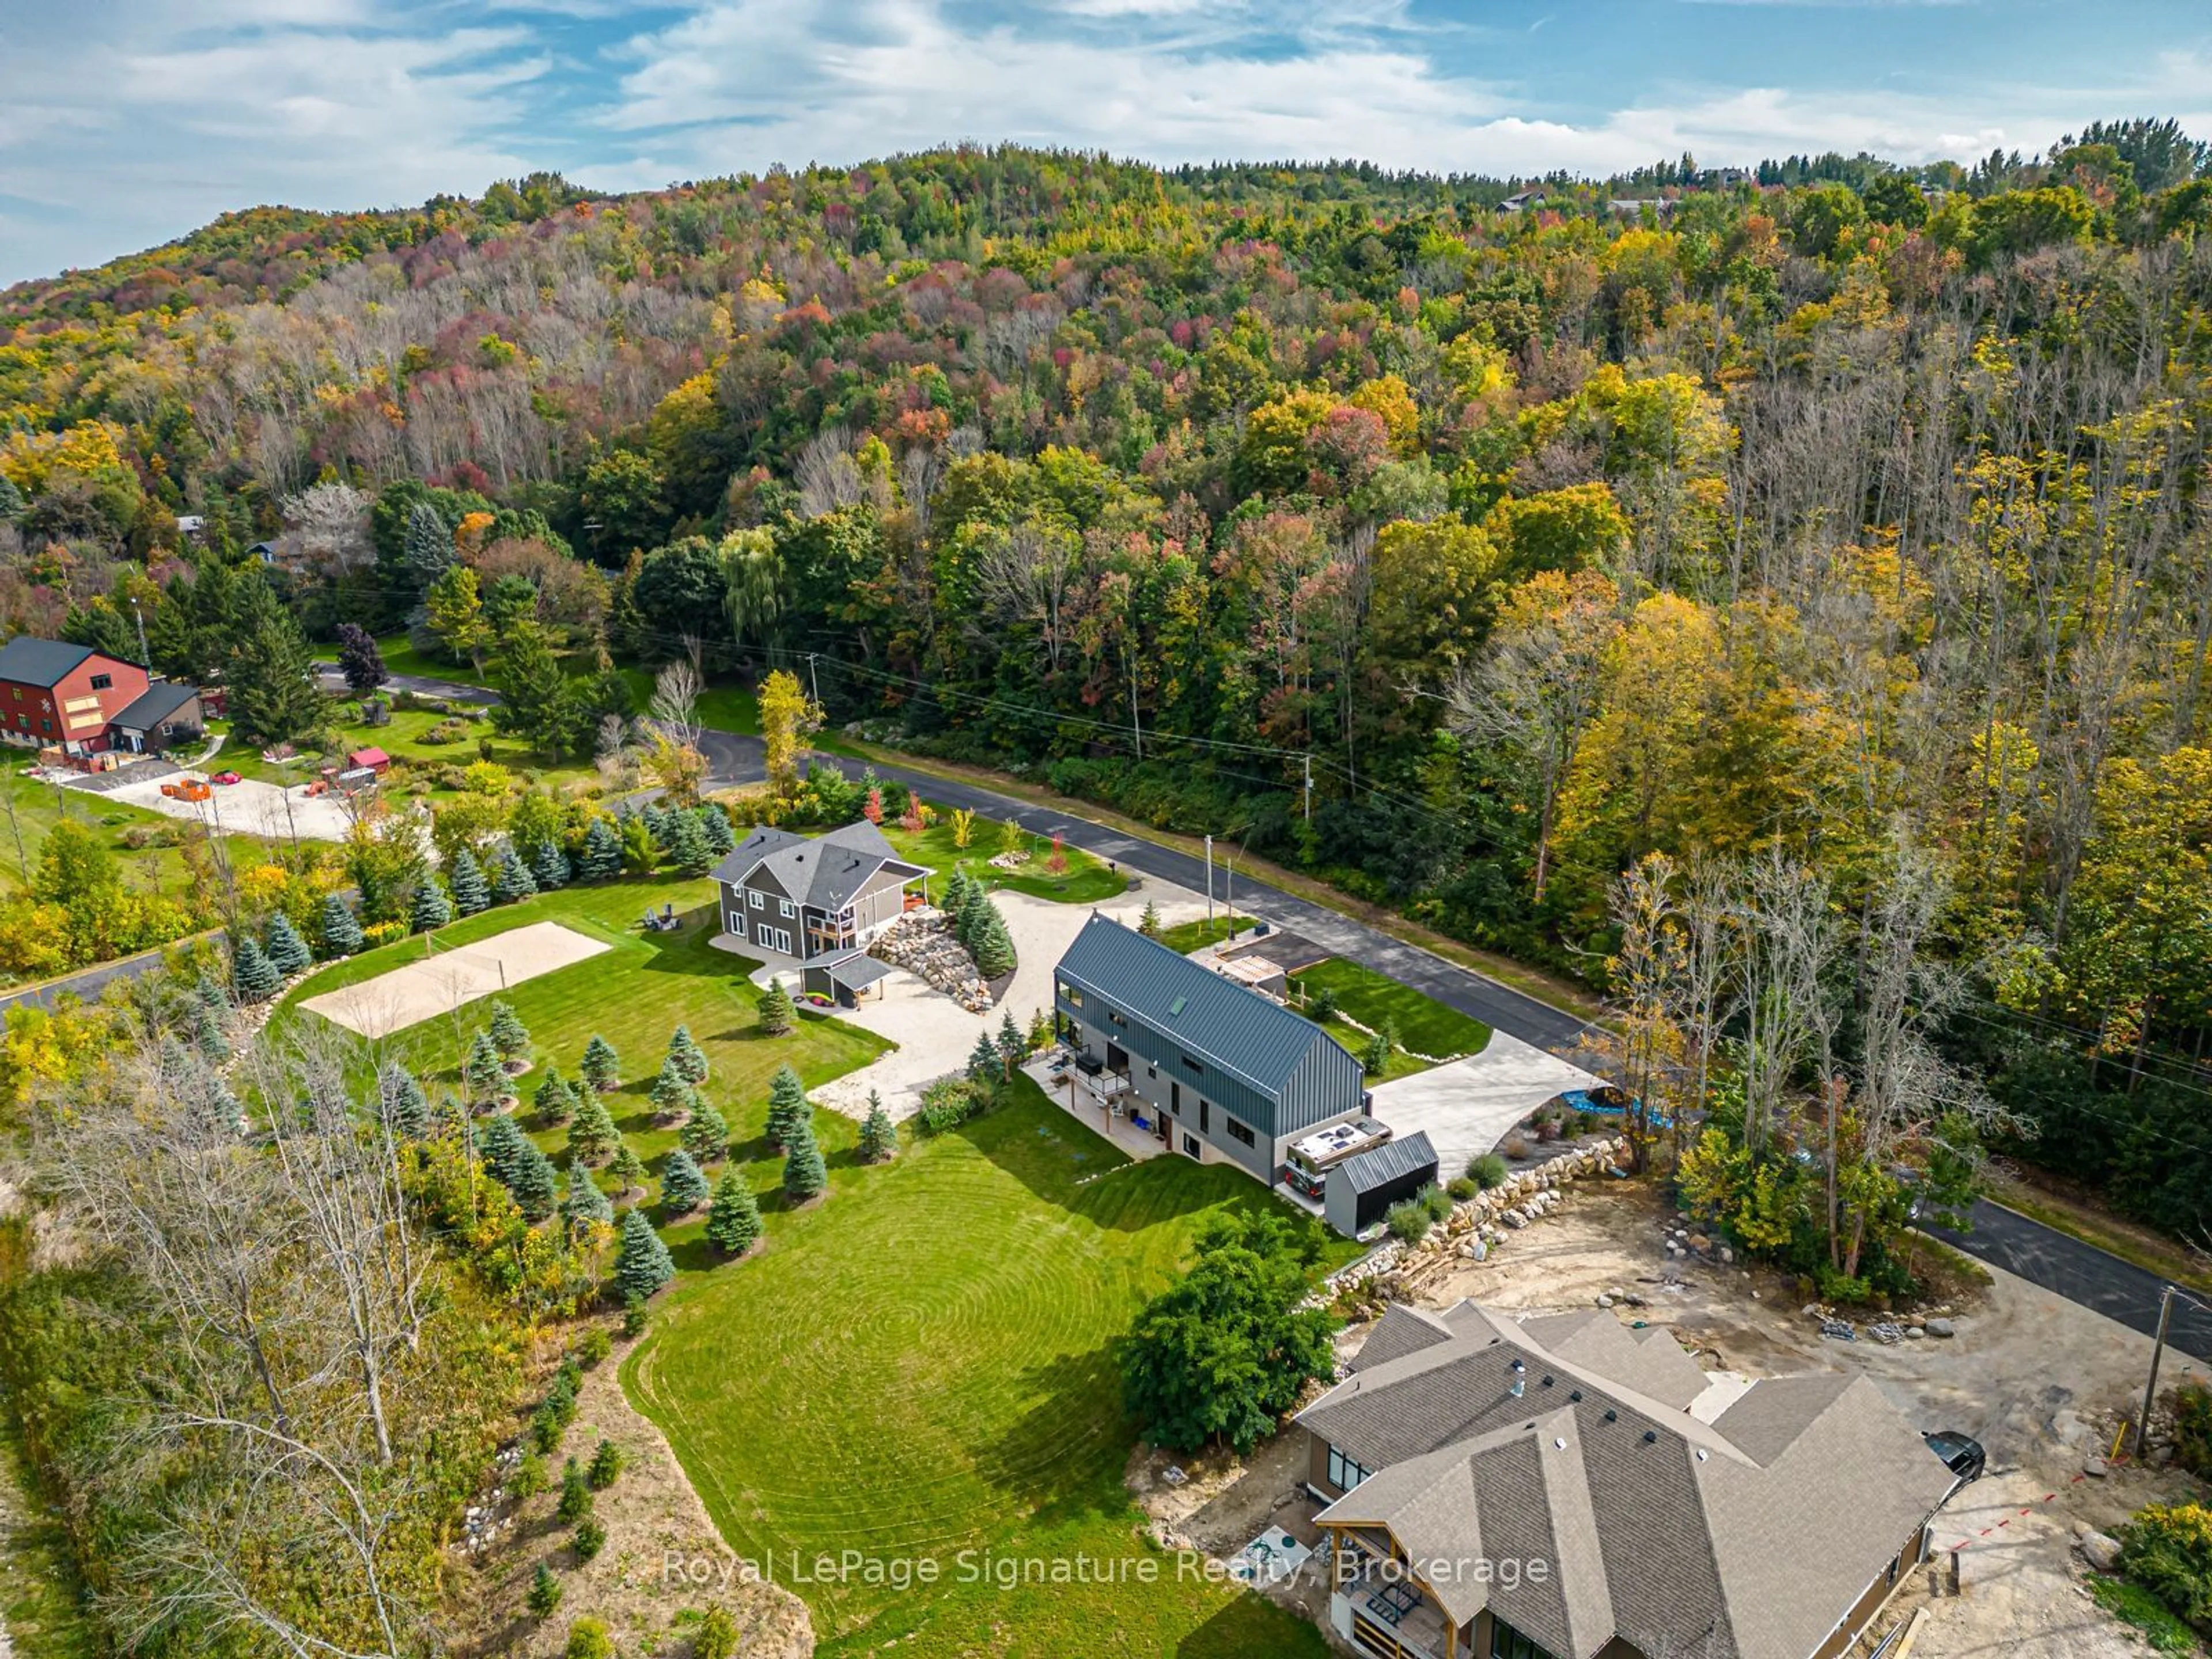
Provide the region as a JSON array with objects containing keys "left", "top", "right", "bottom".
[
  {"left": 1325, "top": 1130, "right": 1440, "bottom": 1237},
  {"left": 1052, "top": 913, "right": 1368, "bottom": 1184}
]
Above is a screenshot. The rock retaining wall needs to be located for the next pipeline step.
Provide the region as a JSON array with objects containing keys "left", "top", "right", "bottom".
[
  {"left": 870, "top": 909, "right": 994, "bottom": 1012},
  {"left": 1325, "top": 1136, "right": 1628, "bottom": 1301}
]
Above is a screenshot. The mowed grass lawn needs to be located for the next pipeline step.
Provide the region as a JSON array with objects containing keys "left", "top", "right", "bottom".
[
  {"left": 627, "top": 1080, "right": 1345, "bottom": 1658},
  {"left": 1290, "top": 957, "right": 1491, "bottom": 1062},
  {"left": 277, "top": 876, "right": 891, "bottom": 1229},
  {"left": 882, "top": 816, "right": 1126, "bottom": 906},
  {"left": 0, "top": 766, "right": 274, "bottom": 903}
]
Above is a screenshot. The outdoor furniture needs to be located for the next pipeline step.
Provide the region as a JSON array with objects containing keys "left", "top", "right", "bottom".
[{"left": 1365, "top": 1581, "right": 1420, "bottom": 1626}]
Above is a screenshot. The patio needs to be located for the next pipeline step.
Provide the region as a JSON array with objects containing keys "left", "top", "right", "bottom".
[{"left": 1023, "top": 1052, "right": 1169, "bottom": 1162}]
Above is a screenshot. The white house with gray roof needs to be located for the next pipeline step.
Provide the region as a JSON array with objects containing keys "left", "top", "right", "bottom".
[
  {"left": 711, "top": 820, "right": 927, "bottom": 972},
  {"left": 1297, "top": 1300, "right": 1959, "bottom": 1659}
]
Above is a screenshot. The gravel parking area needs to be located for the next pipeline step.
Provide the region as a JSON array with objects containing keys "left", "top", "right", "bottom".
[
  {"left": 1365, "top": 1039, "right": 1606, "bottom": 1181},
  {"left": 802, "top": 877, "right": 1213, "bottom": 1120},
  {"left": 103, "top": 771, "right": 358, "bottom": 841}
]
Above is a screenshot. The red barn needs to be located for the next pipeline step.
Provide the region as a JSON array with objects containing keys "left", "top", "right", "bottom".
[{"left": 0, "top": 638, "right": 150, "bottom": 756}]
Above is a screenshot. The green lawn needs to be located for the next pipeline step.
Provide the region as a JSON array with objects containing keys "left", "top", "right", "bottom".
[
  {"left": 884, "top": 815, "right": 1126, "bottom": 906},
  {"left": 626, "top": 1080, "right": 1345, "bottom": 1657},
  {"left": 216, "top": 699, "right": 602, "bottom": 797},
  {"left": 1157, "top": 915, "right": 1258, "bottom": 955},
  {"left": 0, "top": 764, "right": 274, "bottom": 901},
  {"left": 1289, "top": 957, "right": 1491, "bottom": 1062},
  {"left": 279, "top": 877, "right": 891, "bottom": 1224}
]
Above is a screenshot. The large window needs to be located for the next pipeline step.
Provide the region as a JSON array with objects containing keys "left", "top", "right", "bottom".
[
  {"left": 1327, "top": 1445, "right": 1372, "bottom": 1492},
  {"left": 89, "top": 673, "right": 111, "bottom": 690},
  {"left": 1225, "top": 1117, "right": 1256, "bottom": 1147},
  {"left": 1058, "top": 982, "right": 1083, "bottom": 1008},
  {"left": 726, "top": 911, "right": 747, "bottom": 939},
  {"left": 1490, "top": 1618, "right": 1555, "bottom": 1659}
]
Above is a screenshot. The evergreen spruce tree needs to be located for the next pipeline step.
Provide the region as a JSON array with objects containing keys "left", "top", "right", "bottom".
[
  {"left": 659, "top": 1149, "right": 709, "bottom": 1214},
  {"left": 410, "top": 877, "right": 453, "bottom": 933},
  {"left": 941, "top": 863, "right": 974, "bottom": 920},
  {"left": 562, "top": 1166, "right": 615, "bottom": 1230},
  {"left": 697, "top": 803, "right": 736, "bottom": 857},
  {"left": 194, "top": 972, "right": 229, "bottom": 1015},
  {"left": 1137, "top": 899, "right": 1163, "bottom": 938},
  {"left": 678, "top": 1101, "right": 729, "bottom": 1164},
  {"left": 493, "top": 846, "right": 538, "bottom": 904},
  {"left": 641, "top": 802, "right": 670, "bottom": 850},
  {"left": 403, "top": 499, "right": 454, "bottom": 588},
  {"left": 666, "top": 810, "right": 713, "bottom": 877},
  {"left": 534, "top": 1066, "right": 577, "bottom": 1124},
  {"left": 465, "top": 1031, "right": 507, "bottom": 1104},
  {"left": 230, "top": 937, "right": 281, "bottom": 1003},
  {"left": 448, "top": 847, "right": 492, "bottom": 915},
  {"left": 379, "top": 1061, "right": 430, "bottom": 1139},
  {"left": 566, "top": 1094, "right": 619, "bottom": 1165},
  {"left": 757, "top": 976, "right": 797, "bottom": 1036},
  {"left": 858, "top": 1091, "right": 897, "bottom": 1163},
  {"left": 489, "top": 999, "right": 532, "bottom": 1064},
  {"left": 647, "top": 1059, "right": 696, "bottom": 1123},
  {"left": 556, "top": 1457, "right": 593, "bottom": 1524},
  {"left": 967, "top": 1031, "right": 1002, "bottom": 1082},
  {"left": 666, "top": 1024, "right": 710, "bottom": 1085},
  {"left": 580, "top": 1034, "right": 621, "bottom": 1092},
  {"left": 263, "top": 910, "right": 312, "bottom": 977},
  {"left": 614, "top": 1209, "right": 675, "bottom": 1300},
  {"left": 998, "top": 1008, "right": 1026, "bottom": 1069},
  {"left": 579, "top": 816, "right": 622, "bottom": 880},
  {"left": 609, "top": 1142, "right": 647, "bottom": 1196},
  {"left": 531, "top": 837, "right": 571, "bottom": 890},
  {"left": 586, "top": 1437, "right": 623, "bottom": 1490},
  {"left": 782, "top": 1116, "right": 827, "bottom": 1202},
  {"left": 1361, "top": 1022, "right": 1393, "bottom": 1078},
  {"left": 955, "top": 884, "right": 989, "bottom": 949},
  {"left": 318, "top": 892, "right": 365, "bottom": 958},
  {"left": 527, "top": 1563, "right": 563, "bottom": 1620},
  {"left": 763, "top": 1063, "right": 811, "bottom": 1149},
  {"left": 509, "top": 1141, "right": 559, "bottom": 1221},
  {"left": 194, "top": 1001, "right": 232, "bottom": 1063},
  {"left": 972, "top": 907, "right": 1016, "bottom": 978},
  {"left": 704, "top": 1171, "right": 762, "bottom": 1256},
  {"left": 477, "top": 1111, "right": 529, "bottom": 1188}
]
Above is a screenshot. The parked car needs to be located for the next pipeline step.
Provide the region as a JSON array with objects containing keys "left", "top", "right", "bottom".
[
  {"left": 1923, "top": 1430, "right": 1986, "bottom": 1483},
  {"left": 210, "top": 770, "right": 242, "bottom": 785}
]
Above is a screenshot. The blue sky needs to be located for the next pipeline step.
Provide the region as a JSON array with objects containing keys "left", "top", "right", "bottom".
[{"left": 2, "top": 0, "right": 2208, "bottom": 286}]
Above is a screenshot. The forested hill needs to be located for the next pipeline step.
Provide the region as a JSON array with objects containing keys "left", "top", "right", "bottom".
[{"left": 4, "top": 133, "right": 2212, "bottom": 1236}]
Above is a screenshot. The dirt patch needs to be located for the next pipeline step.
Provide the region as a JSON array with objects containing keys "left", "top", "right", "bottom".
[
  {"left": 1127, "top": 1433, "right": 1337, "bottom": 1631},
  {"left": 449, "top": 1334, "right": 810, "bottom": 1659},
  {"left": 300, "top": 921, "right": 610, "bottom": 1037}
]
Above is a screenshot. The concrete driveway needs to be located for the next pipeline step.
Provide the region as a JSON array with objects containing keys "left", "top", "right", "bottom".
[
  {"left": 104, "top": 772, "right": 358, "bottom": 842},
  {"left": 1366, "top": 1037, "right": 1605, "bottom": 1183}
]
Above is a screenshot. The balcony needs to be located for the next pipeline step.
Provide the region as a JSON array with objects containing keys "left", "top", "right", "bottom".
[{"left": 1337, "top": 1553, "right": 1457, "bottom": 1659}]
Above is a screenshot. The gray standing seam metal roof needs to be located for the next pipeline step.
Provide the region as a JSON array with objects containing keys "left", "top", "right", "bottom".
[
  {"left": 710, "top": 820, "right": 925, "bottom": 914},
  {"left": 110, "top": 681, "right": 198, "bottom": 731},
  {"left": 1334, "top": 1130, "right": 1439, "bottom": 1195},
  {"left": 815, "top": 952, "right": 896, "bottom": 993},
  {"left": 1054, "top": 912, "right": 1345, "bottom": 1098},
  {"left": 0, "top": 637, "right": 99, "bottom": 687},
  {"left": 1303, "top": 1300, "right": 1956, "bottom": 1659}
]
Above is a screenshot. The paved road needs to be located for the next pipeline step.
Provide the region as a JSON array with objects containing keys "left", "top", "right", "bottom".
[
  {"left": 1926, "top": 1200, "right": 2212, "bottom": 1362},
  {"left": 34, "top": 662, "right": 2212, "bottom": 1362},
  {"left": 0, "top": 945, "right": 173, "bottom": 1014}
]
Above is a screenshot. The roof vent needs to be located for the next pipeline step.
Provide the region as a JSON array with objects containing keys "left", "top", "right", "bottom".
[
  {"left": 1553, "top": 1437, "right": 1567, "bottom": 1450},
  {"left": 1695, "top": 1449, "right": 1708, "bottom": 1462},
  {"left": 1541, "top": 1375, "right": 1554, "bottom": 1388},
  {"left": 1569, "top": 1391, "right": 1583, "bottom": 1403},
  {"left": 1603, "top": 1410, "right": 1616, "bottom": 1423},
  {"left": 1642, "top": 1431, "right": 1657, "bottom": 1445}
]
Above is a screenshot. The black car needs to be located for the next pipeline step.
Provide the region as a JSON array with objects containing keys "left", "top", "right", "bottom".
[{"left": 1923, "top": 1430, "right": 1986, "bottom": 1483}]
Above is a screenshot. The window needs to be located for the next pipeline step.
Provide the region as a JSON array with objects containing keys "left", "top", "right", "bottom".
[
  {"left": 1180, "top": 1055, "right": 1204, "bottom": 1075},
  {"left": 1181, "top": 1133, "right": 1201, "bottom": 1160},
  {"left": 1489, "top": 1617, "right": 1555, "bottom": 1659},
  {"left": 1327, "top": 1446, "right": 1372, "bottom": 1492},
  {"left": 727, "top": 911, "right": 747, "bottom": 938},
  {"left": 749, "top": 890, "right": 765, "bottom": 910},
  {"left": 89, "top": 673, "right": 111, "bottom": 690},
  {"left": 779, "top": 898, "right": 794, "bottom": 918},
  {"left": 1058, "top": 982, "right": 1083, "bottom": 1008},
  {"left": 1198, "top": 1099, "right": 1209, "bottom": 1134},
  {"left": 40, "top": 719, "right": 50, "bottom": 734},
  {"left": 1225, "top": 1117, "right": 1255, "bottom": 1147},
  {"left": 1107, "top": 1010, "right": 1126, "bottom": 1029}
]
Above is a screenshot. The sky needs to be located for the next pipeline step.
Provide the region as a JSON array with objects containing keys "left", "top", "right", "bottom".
[{"left": 2, "top": 0, "right": 2209, "bottom": 286}]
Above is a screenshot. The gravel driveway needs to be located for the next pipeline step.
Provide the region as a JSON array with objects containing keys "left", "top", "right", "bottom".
[{"left": 103, "top": 772, "right": 358, "bottom": 842}]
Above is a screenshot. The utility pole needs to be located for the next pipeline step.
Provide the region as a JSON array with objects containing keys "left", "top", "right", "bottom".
[
  {"left": 131, "top": 596, "right": 151, "bottom": 670},
  {"left": 1204, "top": 834, "right": 1213, "bottom": 929},
  {"left": 804, "top": 652, "right": 821, "bottom": 709},
  {"left": 1302, "top": 752, "right": 1312, "bottom": 822},
  {"left": 1128, "top": 651, "right": 1142, "bottom": 762},
  {"left": 2134, "top": 1285, "right": 2210, "bottom": 1456}
]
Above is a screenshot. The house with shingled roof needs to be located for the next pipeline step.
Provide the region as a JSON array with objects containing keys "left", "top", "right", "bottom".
[
  {"left": 711, "top": 820, "right": 928, "bottom": 972},
  {"left": 1298, "top": 1300, "right": 1960, "bottom": 1659}
]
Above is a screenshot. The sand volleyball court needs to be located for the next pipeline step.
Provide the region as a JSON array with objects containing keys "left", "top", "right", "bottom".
[{"left": 301, "top": 921, "right": 611, "bottom": 1037}]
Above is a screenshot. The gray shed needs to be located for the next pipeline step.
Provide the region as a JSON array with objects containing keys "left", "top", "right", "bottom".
[{"left": 1325, "top": 1130, "right": 1439, "bottom": 1237}]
